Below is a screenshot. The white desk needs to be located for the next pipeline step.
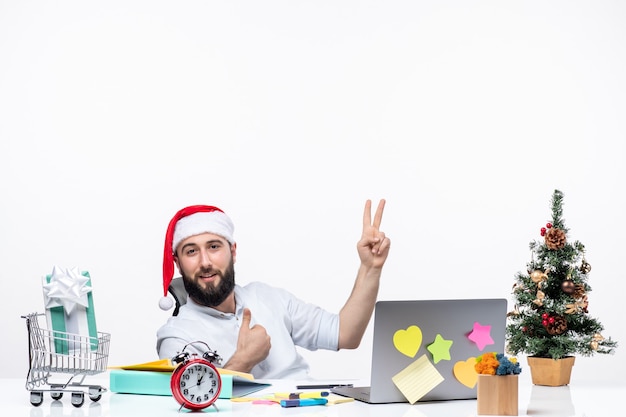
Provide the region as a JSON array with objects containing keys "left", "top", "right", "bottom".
[{"left": 1, "top": 372, "right": 621, "bottom": 417}]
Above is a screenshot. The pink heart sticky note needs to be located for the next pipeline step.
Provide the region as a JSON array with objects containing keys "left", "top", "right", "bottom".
[{"left": 393, "top": 325, "right": 423, "bottom": 358}]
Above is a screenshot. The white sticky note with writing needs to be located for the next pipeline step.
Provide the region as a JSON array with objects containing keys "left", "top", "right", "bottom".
[{"left": 391, "top": 354, "right": 444, "bottom": 404}]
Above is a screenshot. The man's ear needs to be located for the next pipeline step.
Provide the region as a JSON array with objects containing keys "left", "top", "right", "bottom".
[
  {"left": 231, "top": 242, "right": 237, "bottom": 264},
  {"left": 173, "top": 254, "right": 180, "bottom": 272}
]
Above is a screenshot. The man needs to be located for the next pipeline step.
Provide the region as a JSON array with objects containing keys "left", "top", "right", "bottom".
[{"left": 156, "top": 200, "right": 390, "bottom": 379}]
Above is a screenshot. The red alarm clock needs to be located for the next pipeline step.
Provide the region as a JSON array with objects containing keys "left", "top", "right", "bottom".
[{"left": 170, "top": 341, "right": 222, "bottom": 411}]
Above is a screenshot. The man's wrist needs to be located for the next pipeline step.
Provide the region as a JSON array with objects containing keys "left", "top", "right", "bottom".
[{"left": 223, "top": 353, "right": 254, "bottom": 374}]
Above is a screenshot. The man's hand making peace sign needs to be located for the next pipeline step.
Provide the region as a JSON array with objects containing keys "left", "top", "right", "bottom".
[
  {"left": 338, "top": 199, "right": 391, "bottom": 350},
  {"left": 357, "top": 199, "right": 390, "bottom": 269}
]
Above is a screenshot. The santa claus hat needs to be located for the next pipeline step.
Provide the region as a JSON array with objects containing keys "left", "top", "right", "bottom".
[{"left": 159, "top": 205, "right": 235, "bottom": 310}]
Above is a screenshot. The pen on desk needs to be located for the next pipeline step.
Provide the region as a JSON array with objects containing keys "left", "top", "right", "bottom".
[
  {"left": 296, "top": 383, "right": 354, "bottom": 389},
  {"left": 280, "top": 398, "right": 328, "bottom": 408}
]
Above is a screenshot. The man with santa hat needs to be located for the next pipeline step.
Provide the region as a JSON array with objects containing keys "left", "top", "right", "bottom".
[{"left": 156, "top": 199, "right": 390, "bottom": 379}]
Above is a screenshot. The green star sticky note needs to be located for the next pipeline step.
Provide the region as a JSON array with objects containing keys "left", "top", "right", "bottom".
[{"left": 427, "top": 334, "right": 453, "bottom": 363}]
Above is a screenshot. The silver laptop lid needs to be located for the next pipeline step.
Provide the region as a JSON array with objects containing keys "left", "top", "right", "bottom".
[{"left": 368, "top": 298, "right": 507, "bottom": 403}]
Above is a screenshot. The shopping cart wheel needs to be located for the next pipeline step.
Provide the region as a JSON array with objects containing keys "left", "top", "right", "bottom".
[
  {"left": 50, "top": 385, "right": 64, "bottom": 400},
  {"left": 30, "top": 391, "right": 44, "bottom": 406},
  {"left": 71, "top": 392, "right": 84, "bottom": 408},
  {"left": 88, "top": 386, "right": 103, "bottom": 402}
]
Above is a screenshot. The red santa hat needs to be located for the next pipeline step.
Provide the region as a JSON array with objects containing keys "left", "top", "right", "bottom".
[{"left": 160, "top": 205, "right": 235, "bottom": 310}]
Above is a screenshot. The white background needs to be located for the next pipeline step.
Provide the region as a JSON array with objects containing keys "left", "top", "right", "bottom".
[{"left": 1, "top": 1, "right": 624, "bottom": 383}]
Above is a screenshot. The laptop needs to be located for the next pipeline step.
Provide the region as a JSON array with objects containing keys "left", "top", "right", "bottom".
[{"left": 332, "top": 298, "right": 507, "bottom": 404}]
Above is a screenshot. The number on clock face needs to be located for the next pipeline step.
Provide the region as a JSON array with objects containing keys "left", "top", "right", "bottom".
[{"left": 178, "top": 363, "right": 219, "bottom": 405}]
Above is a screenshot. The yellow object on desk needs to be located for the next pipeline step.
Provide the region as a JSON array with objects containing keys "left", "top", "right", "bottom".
[
  {"left": 110, "top": 358, "right": 255, "bottom": 380},
  {"left": 110, "top": 358, "right": 174, "bottom": 372},
  {"left": 325, "top": 394, "right": 355, "bottom": 405}
]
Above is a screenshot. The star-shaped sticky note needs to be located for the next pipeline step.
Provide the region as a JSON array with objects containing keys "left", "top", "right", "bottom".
[
  {"left": 467, "top": 322, "right": 494, "bottom": 351},
  {"left": 426, "top": 334, "right": 453, "bottom": 364}
]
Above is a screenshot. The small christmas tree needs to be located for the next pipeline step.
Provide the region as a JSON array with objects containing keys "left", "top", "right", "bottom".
[{"left": 506, "top": 189, "right": 617, "bottom": 359}]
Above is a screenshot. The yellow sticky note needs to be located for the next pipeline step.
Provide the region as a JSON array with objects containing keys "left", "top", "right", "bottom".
[
  {"left": 393, "top": 325, "right": 423, "bottom": 358},
  {"left": 391, "top": 354, "right": 444, "bottom": 404},
  {"left": 325, "top": 394, "right": 355, "bottom": 405}
]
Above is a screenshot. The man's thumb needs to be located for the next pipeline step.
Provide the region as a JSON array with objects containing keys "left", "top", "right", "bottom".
[{"left": 241, "top": 308, "right": 252, "bottom": 328}]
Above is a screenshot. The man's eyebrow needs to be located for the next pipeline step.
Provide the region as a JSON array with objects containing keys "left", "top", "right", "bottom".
[
  {"left": 179, "top": 242, "right": 198, "bottom": 252},
  {"left": 181, "top": 239, "right": 223, "bottom": 250},
  {"left": 205, "top": 239, "right": 224, "bottom": 245}
]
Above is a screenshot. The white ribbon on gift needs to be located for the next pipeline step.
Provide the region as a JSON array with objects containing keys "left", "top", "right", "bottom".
[
  {"left": 42, "top": 266, "right": 96, "bottom": 353},
  {"left": 42, "top": 266, "right": 92, "bottom": 315}
]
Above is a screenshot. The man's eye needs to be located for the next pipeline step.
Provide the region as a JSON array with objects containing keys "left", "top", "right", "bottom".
[{"left": 186, "top": 248, "right": 197, "bottom": 256}]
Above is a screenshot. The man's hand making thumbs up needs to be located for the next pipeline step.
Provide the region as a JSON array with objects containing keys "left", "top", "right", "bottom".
[{"left": 223, "top": 308, "right": 271, "bottom": 373}]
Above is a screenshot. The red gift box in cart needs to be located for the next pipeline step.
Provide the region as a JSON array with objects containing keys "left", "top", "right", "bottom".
[{"left": 22, "top": 312, "right": 111, "bottom": 407}]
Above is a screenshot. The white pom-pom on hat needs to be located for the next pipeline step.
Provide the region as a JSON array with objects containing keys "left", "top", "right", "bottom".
[{"left": 159, "top": 296, "right": 174, "bottom": 311}]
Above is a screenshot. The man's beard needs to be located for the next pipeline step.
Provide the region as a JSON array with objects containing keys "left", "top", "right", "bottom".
[{"left": 182, "top": 259, "right": 236, "bottom": 307}]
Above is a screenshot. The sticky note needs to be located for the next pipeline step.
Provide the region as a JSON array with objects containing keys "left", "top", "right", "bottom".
[
  {"left": 453, "top": 357, "right": 478, "bottom": 388},
  {"left": 325, "top": 394, "right": 355, "bottom": 405},
  {"left": 467, "top": 322, "right": 494, "bottom": 351},
  {"left": 391, "top": 354, "right": 444, "bottom": 404},
  {"left": 252, "top": 399, "right": 279, "bottom": 405},
  {"left": 426, "top": 334, "right": 453, "bottom": 363},
  {"left": 393, "top": 325, "right": 423, "bottom": 358}
]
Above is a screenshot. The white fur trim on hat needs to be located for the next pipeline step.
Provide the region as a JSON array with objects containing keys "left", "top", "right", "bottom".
[{"left": 172, "top": 211, "right": 235, "bottom": 253}]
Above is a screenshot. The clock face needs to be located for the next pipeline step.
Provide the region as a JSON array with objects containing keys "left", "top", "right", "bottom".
[{"left": 171, "top": 360, "right": 221, "bottom": 410}]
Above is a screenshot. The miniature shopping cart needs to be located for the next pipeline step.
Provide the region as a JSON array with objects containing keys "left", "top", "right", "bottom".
[{"left": 22, "top": 312, "right": 111, "bottom": 407}]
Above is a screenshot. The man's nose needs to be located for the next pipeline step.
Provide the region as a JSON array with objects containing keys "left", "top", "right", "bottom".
[{"left": 199, "top": 249, "right": 213, "bottom": 267}]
